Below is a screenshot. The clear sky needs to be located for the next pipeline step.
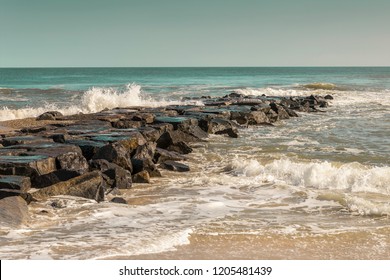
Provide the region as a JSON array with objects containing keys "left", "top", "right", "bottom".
[{"left": 0, "top": 0, "right": 389, "bottom": 67}]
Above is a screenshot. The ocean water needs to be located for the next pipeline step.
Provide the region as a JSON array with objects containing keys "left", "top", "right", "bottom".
[{"left": 0, "top": 67, "right": 389, "bottom": 259}]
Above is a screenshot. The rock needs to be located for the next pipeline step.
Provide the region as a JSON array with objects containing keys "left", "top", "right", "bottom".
[
  {"left": 154, "top": 148, "right": 187, "bottom": 163},
  {"left": 92, "top": 142, "right": 133, "bottom": 172},
  {"left": 0, "top": 196, "right": 30, "bottom": 227},
  {"left": 132, "top": 170, "right": 151, "bottom": 183},
  {"left": 89, "top": 159, "right": 132, "bottom": 189},
  {"left": 132, "top": 113, "right": 155, "bottom": 124},
  {"left": 110, "top": 197, "right": 128, "bottom": 204},
  {"left": 200, "top": 118, "right": 238, "bottom": 138},
  {"left": 324, "top": 95, "right": 334, "bottom": 100},
  {"left": 247, "top": 111, "right": 270, "bottom": 125},
  {"left": 36, "top": 111, "right": 63, "bottom": 121},
  {"left": 138, "top": 127, "right": 163, "bottom": 142},
  {"left": 270, "top": 102, "right": 290, "bottom": 120},
  {"left": 56, "top": 152, "right": 89, "bottom": 173},
  {"left": 31, "top": 171, "right": 105, "bottom": 202},
  {"left": 65, "top": 139, "right": 105, "bottom": 160},
  {"left": 0, "top": 155, "right": 57, "bottom": 177},
  {"left": 160, "top": 160, "right": 190, "bottom": 172},
  {"left": 20, "top": 126, "right": 48, "bottom": 134},
  {"left": 167, "top": 141, "right": 193, "bottom": 154},
  {"left": 0, "top": 136, "right": 53, "bottom": 147},
  {"left": 177, "top": 123, "right": 209, "bottom": 140},
  {"left": 0, "top": 175, "right": 31, "bottom": 192},
  {"left": 111, "top": 120, "right": 143, "bottom": 129},
  {"left": 31, "top": 170, "right": 80, "bottom": 188},
  {"left": 284, "top": 108, "right": 299, "bottom": 117},
  {"left": 154, "top": 116, "right": 195, "bottom": 130}
]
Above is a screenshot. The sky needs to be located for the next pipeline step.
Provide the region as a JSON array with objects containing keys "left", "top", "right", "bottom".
[{"left": 0, "top": 0, "right": 389, "bottom": 67}]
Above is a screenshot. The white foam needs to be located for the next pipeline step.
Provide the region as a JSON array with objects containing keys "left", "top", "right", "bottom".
[
  {"left": 227, "top": 158, "right": 390, "bottom": 194},
  {"left": 0, "top": 83, "right": 203, "bottom": 121},
  {"left": 235, "top": 87, "right": 309, "bottom": 97}
]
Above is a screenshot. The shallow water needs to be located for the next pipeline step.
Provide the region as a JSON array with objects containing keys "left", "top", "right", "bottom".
[{"left": 0, "top": 67, "right": 389, "bottom": 259}]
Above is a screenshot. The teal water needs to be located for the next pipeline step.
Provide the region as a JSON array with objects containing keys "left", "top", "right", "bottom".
[{"left": 0, "top": 68, "right": 389, "bottom": 259}]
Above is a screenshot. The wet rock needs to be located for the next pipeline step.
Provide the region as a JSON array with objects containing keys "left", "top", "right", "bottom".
[
  {"left": 200, "top": 118, "right": 238, "bottom": 138},
  {"left": 31, "top": 171, "right": 105, "bottom": 202},
  {"left": 0, "top": 175, "right": 31, "bottom": 192},
  {"left": 20, "top": 126, "right": 48, "bottom": 134},
  {"left": 66, "top": 120, "right": 111, "bottom": 135},
  {"left": 0, "top": 155, "right": 57, "bottom": 177},
  {"left": 177, "top": 123, "right": 209, "bottom": 140},
  {"left": 160, "top": 160, "right": 190, "bottom": 172},
  {"left": 36, "top": 111, "right": 63, "bottom": 121},
  {"left": 132, "top": 170, "right": 151, "bottom": 183},
  {"left": 270, "top": 102, "right": 290, "bottom": 120},
  {"left": 31, "top": 170, "right": 80, "bottom": 188},
  {"left": 110, "top": 197, "right": 128, "bottom": 204},
  {"left": 89, "top": 159, "right": 132, "bottom": 189},
  {"left": 111, "top": 120, "right": 142, "bottom": 129},
  {"left": 284, "top": 107, "right": 299, "bottom": 117},
  {"left": 0, "top": 136, "right": 53, "bottom": 147},
  {"left": 56, "top": 152, "right": 89, "bottom": 173},
  {"left": 154, "top": 148, "right": 187, "bottom": 163},
  {"left": 167, "top": 141, "right": 193, "bottom": 154},
  {"left": 0, "top": 196, "right": 29, "bottom": 227},
  {"left": 132, "top": 113, "right": 155, "bottom": 124},
  {"left": 92, "top": 142, "right": 133, "bottom": 172},
  {"left": 138, "top": 127, "right": 163, "bottom": 142},
  {"left": 154, "top": 116, "right": 194, "bottom": 130},
  {"left": 247, "top": 111, "right": 270, "bottom": 125},
  {"left": 324, "top": 94, "right": 334, "bottom": 100},
  {"left": 65, "top": 139, "right": 105, "bottom": 160}
]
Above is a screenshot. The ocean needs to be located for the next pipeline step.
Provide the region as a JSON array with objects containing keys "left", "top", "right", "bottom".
[{"left": 0, "top": 67, "right": 389, "bottom": 259}]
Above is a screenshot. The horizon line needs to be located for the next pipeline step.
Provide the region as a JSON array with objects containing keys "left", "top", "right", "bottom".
[{"left": 1, "top": 66, "right": 390, "bottom": 69}]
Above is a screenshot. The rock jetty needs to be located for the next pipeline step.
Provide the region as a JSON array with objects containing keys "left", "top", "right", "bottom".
[{"left": 0, "top": 92, "right": 331, "bottom": 227}]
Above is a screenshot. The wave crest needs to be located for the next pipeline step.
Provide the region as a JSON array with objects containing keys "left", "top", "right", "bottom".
[{"left": 0, "top": 83, "right": 202, "bottom": 121}]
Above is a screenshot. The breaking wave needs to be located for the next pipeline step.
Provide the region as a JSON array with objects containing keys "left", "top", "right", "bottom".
[
  {"left": 0, "top": 84, "right": 202, "bottom": 121},
  {"left": 225, "top": 158, "right": 390, "bottom": 215}
]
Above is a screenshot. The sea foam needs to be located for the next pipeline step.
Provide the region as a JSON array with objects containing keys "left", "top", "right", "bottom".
[{"left": 0, "top": 83, "right": 202, "bottom": 121}]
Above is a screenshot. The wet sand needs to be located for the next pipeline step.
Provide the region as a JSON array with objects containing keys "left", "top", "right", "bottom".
[{"left": 107, "top": 228, "right": 390, "bottom": 260}]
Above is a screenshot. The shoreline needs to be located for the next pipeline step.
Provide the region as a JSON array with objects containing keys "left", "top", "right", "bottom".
[{"left": 0, "top": 92, "right": 333, "bottom": 254}]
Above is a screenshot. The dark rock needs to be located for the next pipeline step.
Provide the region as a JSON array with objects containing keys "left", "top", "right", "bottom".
[
  {"left": 160, "top": 160, "right": 190, "bottom": 172},
  {"left": 270, "top": 102, "right": 290, "bottom": 120},
  {"left": 56, "top": 151, "right": 89, "bottom": 173},
  {"left": 132, "top": 113, "right": 155, "bottom": 124},
  {"left": 36, "top": 111, "right": 63, "bottom": 121},
  {"left": 154, "top": 116, "right": 194, "bottom": 130},
  {"left": 167, "top": 141, "right": 193, "bottom": 154},
  {"left": 110, "top": 197, "right": 128, "bottom": 204},
  {"left": 89, "top": 159, "right": 132, "bottom": 189},
  {"left": 31, "top": 170, "right": 80, "bottom": 188},
  {"left": 0, "top": 136, "right": 53, "bottom": 147},
  {"left": 138, "top": 127, "right": 163, "bottom": 142},
  {"left": 52, "top": 134, "right": 73, "bottom": 143},
  {"left": 200, "top": 118, "right": 238, "bottom": 138},
  {"left": 247, "top": 111, "right": 270, "bottom": 125},
  {"left": 0, "top": 155, "right": 57, "bottom": 177},
  {"left": 284, "top": 108, "right": 299, "bottom": 117},
  {"left": 111, "top": 120, "right": 143, "bottom": 129},
  {"left": 31, "top": 171, "right": 105, "bottom": 202},
  {"left": 20, "top": 126, "right": 48, "bottom": 134},
  {"left": 0, "top": 196, "right": 29, "bottom": 227},
  {"left": 178, "top": 124, "right": 209, "bottom": 140},
  {"left": 0, "top": 175, "right": 31, "bottom": 192},
  {"left": 324, "top": 94, "right": 334, "bottom": 100},
  {"left": 65, "top": 139, "right": 105, "bottom": 160},
  {"left": 132, "top": 170, "right": 151, "bottom": 183},
  {"left": 154, "top": 148, "right": 188, "bottom": 163},
  {"left": 92, "top": 142, "right": 133, "bottom": 172}
]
